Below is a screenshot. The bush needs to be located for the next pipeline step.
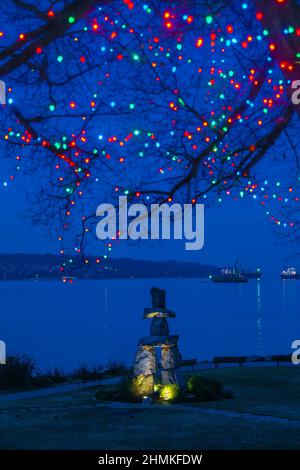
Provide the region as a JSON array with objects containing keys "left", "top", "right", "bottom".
[
  {"left": 0, "top": 355, "right": 37, "bottom": 390},
  {"left": 222, "top": 386, "right": 235, "bottom": 399},
  {"left": 72, "top": 363, "right": 103, "bottom": 382},
  {"left": 104, "top": 361, "right": 126, "bottom": 377},
  {"left": 95, "top": 377, "right": 139, "bottom": 403},
  {"left": 187, "top": 375, "right": 224, "bottom": 401},
  {"left": 153, "top": 383, "right": 162, "bottom": 393},
  {"left": 45, "top": 367, "right": 68, "bottom": 384},
  {"left": 115, "top": 377, "right": 137, "bottom": 401},
  {"left": 31, "top": 375, "right": 53, "bottom": 388},
  {"left": 159, "top": 383, "right": 180, "bottom": 402}
]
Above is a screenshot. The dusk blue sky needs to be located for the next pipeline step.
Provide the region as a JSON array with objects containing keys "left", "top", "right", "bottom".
[{"left": 0, "top": 176, "right": 296, "bottom": 278}]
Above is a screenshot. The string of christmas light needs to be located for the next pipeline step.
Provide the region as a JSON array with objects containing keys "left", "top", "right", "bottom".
[{"left": 0, "top": 0, "right": 299, "bottom": 269}]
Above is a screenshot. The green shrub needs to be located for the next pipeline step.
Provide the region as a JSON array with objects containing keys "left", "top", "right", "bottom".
[
  {"left": 95, "top": 377, "right": 139, "bottom": 403},
  {"left": 104, "top": 361, "right": 126, "bottom": 377},
  {"left": 153, "top": 383, "right": 162, "bottom": 393},
  {"left": 159, "top": 383, "right": 180, "bottom": 401},
  {"left": 187, "top": 375, "right": 223, "bottom": 401},
  {"left": 222, "top": 387, "right": 235, "bottom": 399},
  {"left": 31, "top": 375, "right": 53, "bottom": 388},
  {"left": 115, "top": 377, "right": 137, "bottom": 400},
  {"left": 0, "top": 355, "right": 36, "bottom": 390},
  {"left": 72, "top": 363, "right": 103, "bottom": 382},
  {"left": 45, "top": 367, "right": 67, "bottom": 384}
]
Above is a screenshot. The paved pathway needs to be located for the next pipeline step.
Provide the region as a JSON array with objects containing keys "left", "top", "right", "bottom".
[
  {"left": 0, "top": 377, "right": 120, "bottom": 404},
  {"left": 0, "top": 361, "right": 292, "bottom": 404}
]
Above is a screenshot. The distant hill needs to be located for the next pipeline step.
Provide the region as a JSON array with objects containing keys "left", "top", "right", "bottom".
[{"left": 0, "top": 253, "right": 219, "bottom": 280}]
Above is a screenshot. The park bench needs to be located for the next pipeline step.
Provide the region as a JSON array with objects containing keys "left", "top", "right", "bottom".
[
  {"left": 179, "top": 359, "right": 197, "bottom": 370},
  {"left": 271, "top": 355, "right": 292, "bottom": 366},
  {"left": 213, "top": 356, "right": 247, "bottom": 368}
]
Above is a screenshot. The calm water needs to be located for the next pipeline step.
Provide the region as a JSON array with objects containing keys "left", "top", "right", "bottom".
[{"left": 0, "top": 278, "right": 299, "bottom": 371}]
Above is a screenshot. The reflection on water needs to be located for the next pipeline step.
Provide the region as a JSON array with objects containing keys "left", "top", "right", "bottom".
[
  {"left": 256, "top": 281, "right": 262, "bottom": 355},
  {"left": 0, "top": 278, "right": 298, "bottom": 370},
  {"left": 104, "top": 281, "right": 109, "bottom": 365}
]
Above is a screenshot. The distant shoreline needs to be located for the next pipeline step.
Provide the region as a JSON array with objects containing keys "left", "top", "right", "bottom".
[
  {"left": 0, "top": 253, "right": 219, "bottom": 281},
  {"left": 0, "top": 274, "right": 212, "bottom": 281}
]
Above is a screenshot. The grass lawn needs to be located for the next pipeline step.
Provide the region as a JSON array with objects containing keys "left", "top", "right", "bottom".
[
  {"left": 194, "top": 366, "right": 300, "bottom": 420},
  {"left": 0, "top": 367, "right": 300, "bottom": 450}
]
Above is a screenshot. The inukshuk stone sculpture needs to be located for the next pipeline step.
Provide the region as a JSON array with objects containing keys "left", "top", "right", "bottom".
[{"left": 133, "top": 287, "right": 182, "bottom": 396}]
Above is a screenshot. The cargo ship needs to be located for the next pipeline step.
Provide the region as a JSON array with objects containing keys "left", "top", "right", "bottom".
[
  {"left": 209, "top": 269, "right": 248, "bottom": 283},
  {"left": 281, "top": 268, "right": 300, "bottom": 280},
  {"left": 210, "top": 268, "right": 248, "bottom": 283},
  {"left": 210, "top": 259, "right": 261, "bottom": 283}
]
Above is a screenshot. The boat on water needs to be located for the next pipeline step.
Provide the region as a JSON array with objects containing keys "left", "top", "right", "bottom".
[
  {"left": 210, "top": 268, "right": 248, "bottom": 283},
  {"left": 281, "top": 268, "right": 300, "bottom": 280},
  {"left": 210, "top": 259, "right": 261, "bottom": 283}
]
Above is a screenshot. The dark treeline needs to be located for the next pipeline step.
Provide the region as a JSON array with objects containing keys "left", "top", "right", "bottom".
[{"left": 0, "top": 253, "right": 219, "bottom": 280}]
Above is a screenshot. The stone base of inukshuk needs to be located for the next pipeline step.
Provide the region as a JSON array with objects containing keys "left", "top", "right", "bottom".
[
  {"left": 161, "top": 345, "right": 181, "bottom": 385},
  {"left": 133, "top": 346, "right": 156, "bottom": 396}
]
